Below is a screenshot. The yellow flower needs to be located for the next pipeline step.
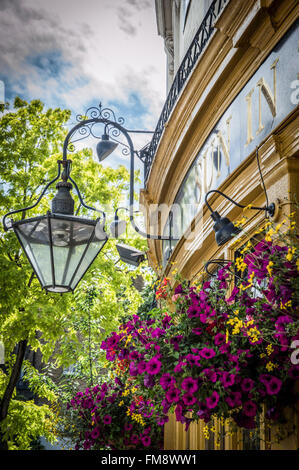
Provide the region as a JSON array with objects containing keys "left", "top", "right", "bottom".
[
  {"left": 266, "top": 344, "right": 274, "bottom": 356},
  {"left": 265, "top": 228, "right": 275, "bottom": 242},
  {"left": 225, "top": 329, "right": 229, "bottom": 344},
  {"left": 247, "top": 326, "right": 260, "bottom": 343},
  {"left": 235, "top": 217, "right": 247, "bottom": 228},
  {"left": 266, "top": 362, "right": 276, "bottom": 372},
  {"left": 267, "top": 261, "right": 274, "bottom": 277},
  {"left": 240, "top": 241, "right": 252, "bottom": 254},
  {"left": 235, "top": 256, "right": 247, "bottom": 273},
  {"left": 286, "top": 247, "right": 296, "bottom": 262},
  {"left": 290, "top": 221, "right": 296, "bottom": 231}
]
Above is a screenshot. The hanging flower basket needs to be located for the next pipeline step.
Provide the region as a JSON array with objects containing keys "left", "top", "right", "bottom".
[{"left": 101, "top": 216, "right": 299, "bottom": 433}]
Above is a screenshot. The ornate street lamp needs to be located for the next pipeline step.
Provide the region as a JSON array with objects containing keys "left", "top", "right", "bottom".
[
  {"left": 3, "top": 157, "right": 108, "bottom": 293},
  {"left": 3, "top": 103, "right": 175, "bottom": 293}
]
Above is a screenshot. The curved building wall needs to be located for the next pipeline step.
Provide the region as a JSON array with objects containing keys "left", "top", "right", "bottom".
[{"left": 145, "top": 0, "right": 299, "bottom": 450}]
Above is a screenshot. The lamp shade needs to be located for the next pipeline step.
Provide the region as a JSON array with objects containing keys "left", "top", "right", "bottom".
[
  {"left": 211, "top": 211, "right": 240, "bottom": 246},
  {"left": 116, "top": 243, "right": 145, "bottom": 267},
  {"left": 96, "top": 134, "right": 118, "bottom": 162},
  {"left": 12, "top": 213, "right": 107, "bottom": 293}
]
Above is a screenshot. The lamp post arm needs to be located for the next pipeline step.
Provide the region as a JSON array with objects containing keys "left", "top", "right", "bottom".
[
  {"left": 62, "top": 115, "right": 175, "bottom": 241},
  {"left": 205, "top": 189, "right": 275, "bottom": 216}
]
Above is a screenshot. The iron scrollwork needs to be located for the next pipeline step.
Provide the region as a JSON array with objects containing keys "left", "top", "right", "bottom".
[{"left": 67, "top": 103, "right": 126, "bottom": 153}]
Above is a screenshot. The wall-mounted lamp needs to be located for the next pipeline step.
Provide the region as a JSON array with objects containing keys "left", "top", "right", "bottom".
[
  {"left": 116, "top": 243, "right": 146, "bottom": 267},
  {"left": 205, "top": 189, "right": 275, "bottom": 246}
]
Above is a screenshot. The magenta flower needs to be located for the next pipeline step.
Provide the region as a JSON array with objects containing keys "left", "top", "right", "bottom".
[
  {"left": 174, "top": 361, "right": 187, "bottom": 373},
  {"left": 159, "top": 373, "right": 176, "bottom": 390},
  {"left": 124, "top": 423, "right": 133, "bottom": 432},
  {"left": 241, "top": 378, "right": 254, "bottom": 393},
  {"left": 146, "top": 356, "right": 162, "bottom": 375},
  {"left": 170, "top": 335, "right": 183, "bottom": 351},
  {"left": 243, "top": 401, "right": 257, "bottom": 417},
  {"left": 265, "top": 377, "right": 282, "bottom": 395},
  {"left": 187, "top": 304, "right": 201, "bottom": 318},
  {"left": 141, "top": 435, "right": 151, "bottom": 447},
  {"left": 182, "top": 393, "right": 197, "bottom": 406},
  {"left": 220, "top": 372, "right": 235, "bottom": 388},
  {"left": 137, "top": 360, "right": 147, "bottom": 374},
  {"left": 166, "top": 387, "right": 181, "bottom": 403},
  {"left": 202, "top": 368, "right": 217, "bottom": 383},
  {"left": 130, "top": 434, "right": 139, "bottom": 445},
  {"left": 181, "top": 377, "right": 198, "bottom": 393},
  {"left": 200, "top": 348, "right": 216, "bottom": 359},
  {"left": 91, "top": 427, "right": 100, "bottom": 440},
  {"left": 206, "top": 391, "right": 219, "bottom": 409},
  {"left": 192, "top": 327, "right": 202, "bottom": 336},
  {"left": 103, "top": 414, "right": 112, "bottom": 425}
]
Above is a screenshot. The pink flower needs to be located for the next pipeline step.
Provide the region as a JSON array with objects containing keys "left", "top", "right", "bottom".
[
  {"left": 181, "top": 377, "right": 198, "bottom": 393},
  {"left": 146, "top": 356, "right": 162, "bottom": 375},
  {"left": 206, "top": 391, "right": 219, "bottom": 409},
  {"left": 166, "top": 387, "right": 181, "bottom": 403}
]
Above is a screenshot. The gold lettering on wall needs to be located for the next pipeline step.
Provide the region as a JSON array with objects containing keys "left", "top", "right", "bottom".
[
  {"left": 217, "top": 116, "right": 232, "bottom": 168},
  {"left": 245, "top": 88, "right": 254, "bottom": 146},
  {"left": 256, "top": 58, "right": 279, "bottom": 134},
  {"left": 246, "top": 58, "right": 279, "bottom": 145}
]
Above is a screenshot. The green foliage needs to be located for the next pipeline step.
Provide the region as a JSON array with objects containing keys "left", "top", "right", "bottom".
[{"left": 0, "top": 97, "right": 153, "bottom": 449}]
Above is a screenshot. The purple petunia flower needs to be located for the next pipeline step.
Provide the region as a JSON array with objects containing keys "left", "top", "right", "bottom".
[
  {"left": 129, "top": 362, "right": 139, "bottom": 377},
  {"left": 159, "top": 373, "right": 176, "bottom": 390},
  {"left": 156, "top": 415, "right": 169, "bottom": 426},
  {"left": 174, "top": 284, "right": 183, "bottom": 294},
  {"left": 200, "top": 348, "right": 216, "bottom": 359},
  {"left": 202, "top": 368, "right": 217, "bottom": 383},
  {"left": 214, "top": 333, "right": 226, "bottom": 346},
  {"left": 241, "top": 378, "right": 254, "bottom": 393},
  {"left": 144, "top": 374, "right": 155, "bottom": 388},
  {"left": 265, "top": 377, "right": 282, "bottom": 395},
  {"left": 170, "top": 335, "right": 183, "bottom": 351},
  {"left": 166, "top": 387, "right": 181, "bottom": 403},
  {"left": 103, "top": 414, "right": 112, "bottom": 425},
  {"left": 137, "top": 360, "right": 147, "bottom": 374},
  {"left": 124, "top": 423, "right": 133, "bottom": 432},
  {"left": 182, "top": 393, "right": 197, "bottom": 406},
  {"left": 91, "top": 427, "right": 100, "bottom": 440},
  {"left": 146, "top": 356, "right": 162, "bottom": 375},
  {"left": 181, "top": 377, "right": 198, "bottom": 393},
  {"left": 187, "top": 304, "right": 201, "bottom": 318},
  {"left": 206, "top": 391, "right": 219, "bottom": 409},
  {"left": 174, "top": 361, "right": 187, "bottom": 373},
  {"left": 130, "top": 435, "right": 139, "bottom": 445},
  {"left": 141, "top": 435, "right": 151, "bottom": 447},
  {"left": 243, "top": 401, "right": 257, "bottom": 417},
  {"left": 220, "top": 371, "right": 235, "bottom": 388}
]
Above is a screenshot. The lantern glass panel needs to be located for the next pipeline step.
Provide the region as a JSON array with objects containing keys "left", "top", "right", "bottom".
[
  {"left": 16, "top": 218, "right": 52, "bottom": 287},
  {"left": 13, "top": 214, "right": 107, "bottom": 293}
]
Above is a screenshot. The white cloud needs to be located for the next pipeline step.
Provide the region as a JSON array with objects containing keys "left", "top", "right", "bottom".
[{"left": 0, "top": 0, "right": 166, "bottom": 133}]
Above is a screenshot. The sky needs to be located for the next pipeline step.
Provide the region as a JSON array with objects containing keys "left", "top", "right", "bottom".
[{"left": 0, "top": 0, "right": 167, "bottom": 172}]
